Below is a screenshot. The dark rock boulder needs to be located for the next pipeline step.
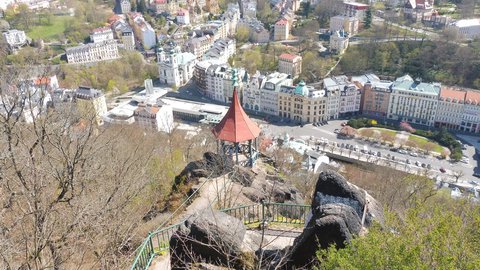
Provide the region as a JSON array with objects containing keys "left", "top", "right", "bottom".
[
  {"left": 287, "top": 170, "right": 384, "bottom": 267},
  {"left": 170, "top": 210, "right": 255, "bottom": 269},
  {"left": 312, "top": 171, "right": 366, "bottom": 217},
  {"left": 288, "top": 203, "right": 362, "bottom": 267}
]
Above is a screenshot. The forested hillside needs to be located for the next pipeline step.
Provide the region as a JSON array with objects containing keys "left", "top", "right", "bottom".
[{"left": 336, "top": 40, "right": 480, "bottom": 89}]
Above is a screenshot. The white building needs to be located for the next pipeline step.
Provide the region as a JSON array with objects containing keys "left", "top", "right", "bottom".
[
  {"left": 205, "top": 64, "right": 229, "bottom": 102},
  {"left": 242, "top": 71, "right": 264, "bottom": 113},
  {"left": 387, "top": 75, "right": 440, "bottom": 126},
  {"left": 274, "top": 19, "right": 289, "bottom": 41},
  {"left": 435, "top": 87, "right": 466, "bottom": 130},
  {"left": 449, "top": 19, "right": 480, "bottom": 39},
  {"left": 339, "top": 83, "right": 361, "bottom": 116},
  {"left": 330, "top": 30, "right": 349, "bottom": 54},
  {"left": 2, "top": 29, "right": 27, "bottom": 48},
  {"left": 90, "top": 27, "right": 114, "bottom": 43},
  {"left": 461, "top": 90, "right": 480, "bottom": 133},
  {"left": 323, "top": 76, "right": 360, "bottom": 119},
  {"left": 66, "top": 40, "right": 119, "bottom": 64},
  {"left": 184, "top": 35, "right": 214, "bottom": 59},
  {"left": 259, "top": 72, "right": 293, "bottom": 116},
  {"left": 132, "top": 13, "right": 156, "bottom": 49},
  {"left": 158, "top": 48, "right": 197, "bottom": 87},
  {"left": 329, "top": 15, "right": 359, "bottom": 35},
  {"left": 133, "top": 103, "right": 174, "bottom": 133},
  {"left": 278, "top": 53, "right": 302, "bottom": 79},
  {"left": 177, "top": 9, "right": 190, "bottom": 25},
  {"left": 203, "top": 38, "right": 236, "bottom": 63}
]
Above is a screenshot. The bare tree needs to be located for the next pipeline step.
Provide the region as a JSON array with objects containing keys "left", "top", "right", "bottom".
[{"left": 452, "top": 170, "right": 465, "bottom": 183}]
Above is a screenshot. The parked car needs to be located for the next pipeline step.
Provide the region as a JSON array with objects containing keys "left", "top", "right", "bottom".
[
  {"left": 313, "top": 122, "right": 318, "bottom": 127},
  {"left": 398, "top": 149, "right": 408, "bottom": 154},
  {"left": 415, "top": 161, "right": 421, "bottom": 166},
  {"left": 421, "top": 163, "right": 426, "bottom": 168},
  {"left": 391, "top": 156, "right": 396, "bottom": 161},
  {"left": 334, "top": 129, "right": 339, "bottom": 133},
  {"left": 406, "top": 159, "right": 411, "bottom": 164},
  {"left": 461, "top": 158, "right": 469, "bottom": 164},
  {"left": 390, "top": 148, "right": 398, "bottom": 152},
  {"left": 377, "top": 152, "right": 381, "bottom": 157},
  {"left": 341, "top": 122, "right": 346, "bottom": 126},
  {"left": 427, "top": 164, "right": 431, "bottom": 169},
  {"left": 410, "top": 152, "right": 419, "bottom": 157},
  {"left": 440, "top": 167, "right": 446, "bottom": 173}
]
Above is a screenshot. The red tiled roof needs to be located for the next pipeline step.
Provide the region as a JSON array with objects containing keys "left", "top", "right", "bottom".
[
  {"left": 279, "top": 53, "right": 300, "bottom": 61},
  {"left": 107, "top": 14, "right": 122, "bottom": 24},
  {"left": 440, "top": 87, "right": 466, "bottom": 101},
  {"left": 466, "top": 90, "right": 480, "bottom": 105},
  {"left": 276, "top": 19, "right": 288, "bottom": 25},
  {"left": 212, "top": 89, "right": 260, "bottom": 143},
  {"left": 34, "top": 77, "right": 51, "bottom": 85},
  {"left": 155, "top": 0, "right": 167, "bottom": 4}
]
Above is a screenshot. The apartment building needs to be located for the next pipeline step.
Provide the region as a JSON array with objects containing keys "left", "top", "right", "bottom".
[
  {"left": 278, "top": 53, "right": 302, "bottom": 79},
  {"left": 330, "top": 30, "right": 349, "bottom": 54},
  {"left": 278, "top": 81, "right": 328, "bottom": 124},
  {"left": 461, "top": 90, "right": 480, "bottom": 133},
  {"left": 203, "top": 38, "right": 236, "bottom": 63},
  {"left": 2, "top": 29, "right": 27, "bottom": 48},
  {"left": 90, "top": 27, "right": 114, "bottom": 43},
  {"left": 274, "top": 19, "right": 289, "bottom": 41},
  {"left": 66, "top": 40, "right": 119, "bottom": 64},
  {"left": 205, "top": 63, "right": 228, "bottom": 102},
  {"left": 243, "top": 71, "right": 264, "bottom": 113},
  {"left": 387, "top": 75, "right": 440, "bottom": 126},
  {"left": 75, "top": 87, "right": 108, "bottom": 126},
  {"left": 131, "top": 13, "right": 156, "bottom": 49},
  {"left": 435, "top": 87, "right": 466, "bottom": 130},
  {"left": 361, "top": 80, "right": 393, "bottom": 118},
  {"left": 114, "top": 0, "right": 131, "bottom": 14},
  {"left": 329, "top": 15, "right": 359, "bottom": 35},
  {"left": 177, "top": 9, "right": 190, "bottom": 25},
  {"left": 449, "top": 19, "right": 480, "bottom": 39},
  {"left": 184, "top": 35, "right": 214, "bottom": 59},
  {"left": 344, "top": 2, "right": 369, "bottom": 20},
  {"left": 259, "top": 72, "right": 293, "bottom": 115},
  {"left": 133, "top": 103, "right": 174, "bottom": 133}
]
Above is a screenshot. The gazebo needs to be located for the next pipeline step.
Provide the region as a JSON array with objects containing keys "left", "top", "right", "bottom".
[{"left": 212, "top": 70, "right": 261, "bottom": 166}]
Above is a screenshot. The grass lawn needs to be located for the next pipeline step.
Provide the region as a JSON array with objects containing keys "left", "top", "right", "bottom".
[
  {"left": 408, "top": 135, "right": 445, "bottom": 153},
  {"left": 358, "top": 127, "right": 397, "bottom": 142},
  {"left": 27, "top": 16, "right": 71, "bottom": 41}
]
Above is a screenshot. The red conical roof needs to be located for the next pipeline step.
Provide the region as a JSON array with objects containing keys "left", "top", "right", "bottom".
[{"left": 212, "top": 89, "right": 261, "bottom": 143}]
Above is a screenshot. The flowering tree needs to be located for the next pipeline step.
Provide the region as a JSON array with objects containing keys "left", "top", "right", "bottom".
[{"left": 400, "top": 121, "right": 416, "bottom": 133}]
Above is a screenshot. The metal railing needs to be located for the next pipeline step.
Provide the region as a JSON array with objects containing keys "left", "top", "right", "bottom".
[{"left": 130, "top": 202, "right": 311, "bottom": 270}]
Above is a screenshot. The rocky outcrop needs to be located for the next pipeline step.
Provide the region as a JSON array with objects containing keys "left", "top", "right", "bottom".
[
  {"left": 170, "top": 210, "right": 259, "bottom": 270},
  {"left": 288, "top": 170, "right": 384, "bottom": 267}
]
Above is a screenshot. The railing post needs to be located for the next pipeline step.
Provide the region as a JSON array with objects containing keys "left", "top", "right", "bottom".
[
  {"left": 148, "top": 232, "right": 154, "bottom": 255},
  {"left": 261, "top": 200, "right": 265, "bottom": 225}
]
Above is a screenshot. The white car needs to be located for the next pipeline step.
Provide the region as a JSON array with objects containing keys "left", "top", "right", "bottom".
[
  {"left": 461, "top": 158, "right": 469, "bottom": 164},
  {"left": 410, "top": 152, "right": 419, "bottom": 157}
]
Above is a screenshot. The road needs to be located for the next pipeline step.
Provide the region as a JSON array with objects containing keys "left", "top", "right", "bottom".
[
  {"left": 169, "top": 83, "right": 478, "bottom": 183},
  {"left": 260, "top": 120, "right": 478, "bottom": 183}
]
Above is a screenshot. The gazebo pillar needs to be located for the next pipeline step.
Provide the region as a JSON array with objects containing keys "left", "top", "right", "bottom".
[{"left": 235, "top": 142, "right": 239, "bottom": 164}]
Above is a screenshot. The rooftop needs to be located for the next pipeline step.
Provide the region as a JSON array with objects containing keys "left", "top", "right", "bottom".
[
  {"left": 212, "top": 89, "right": 260, "bottom": 143},
  {"left": 392, "top": 76, "right": 440, "bottom": 95},
  {"left": 439, "top": 87, "right": 467, "bottom": 102},
  {"left": 279, "top": 53, "right": 301, "bottom": 61},
  {"left": 454, "top": 18, "right": 480, "bottom": 28}
]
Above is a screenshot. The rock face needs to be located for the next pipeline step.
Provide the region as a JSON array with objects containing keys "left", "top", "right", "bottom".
[
  {"left": 170, "top": 210, "right": 259, "bottom": 270},
  {"left": 288, "top": 170, "right": 384, "bottom": 267}
]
